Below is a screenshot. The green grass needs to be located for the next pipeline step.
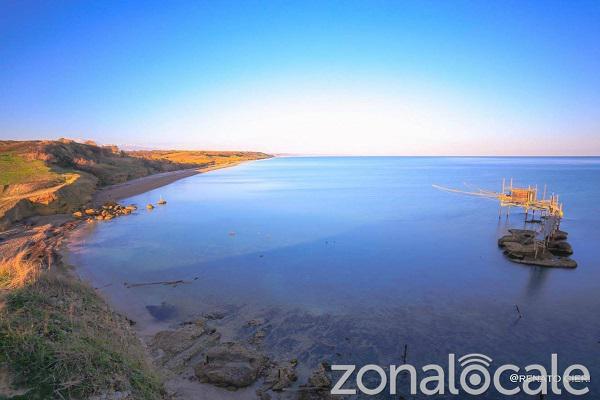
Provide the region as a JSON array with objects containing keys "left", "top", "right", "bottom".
[
  {"left": 0, "top": 153, "right": 57, "bottom": 186},
  {"left": 0, "top": 272, "right": 164, "bottom": 399}
]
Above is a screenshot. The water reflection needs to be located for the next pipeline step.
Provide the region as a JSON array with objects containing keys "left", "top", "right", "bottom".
[{"left": 68, "top": 157, "right": 600, "bottom": 397}]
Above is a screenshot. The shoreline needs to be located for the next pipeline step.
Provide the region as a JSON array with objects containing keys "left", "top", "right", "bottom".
[
  {"left": 0, "top": 159, "right": 269, "bottom": 398},
  {"left": 63, "top": 157, "right": 332, "bottom": 399},
  {"left": 93, "top": 161, "right": 248, "bottom": 206},
  {"left": 3, "top": 156, "right": 334, "bottom": 399}
]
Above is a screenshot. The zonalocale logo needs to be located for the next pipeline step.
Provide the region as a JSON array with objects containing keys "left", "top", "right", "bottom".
[{"left": 331, "top": 353, "right": 590, "bottom": 396}]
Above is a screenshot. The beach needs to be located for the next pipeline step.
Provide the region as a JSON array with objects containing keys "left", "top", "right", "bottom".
[
  {"left": 0, "top": 156, "right": 275, "bottom": 400},
  {"left": 93, "top": 162, "right": 249, "bottom": 206}
]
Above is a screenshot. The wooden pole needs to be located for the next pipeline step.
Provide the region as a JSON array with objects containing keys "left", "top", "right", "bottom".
[{"left": 543, "top": 184, "right": 547, "bottom": 200}]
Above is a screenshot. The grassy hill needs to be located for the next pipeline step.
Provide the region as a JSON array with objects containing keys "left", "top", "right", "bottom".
[
  {"left": 128, "top": 149, "right": 271, "bottom": 167},
  {"left": 0, "top": 152, "right": 57, "bottom": 186},
  {"left": 0, "top": 139, "right": 271, "bottom": 229}
]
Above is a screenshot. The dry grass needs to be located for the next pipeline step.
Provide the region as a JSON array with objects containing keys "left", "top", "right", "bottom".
[
  {"left": 0, "top": 248, "right": 164, "bottom": 398},
  {"left": 0, "top": 250, "right": 40, "bottom": 289},
  {"left": 128, "top": 150, "right": 272, "bottom": 166},
  {"left": 0, "top": 271, "right": 164, "bottom": 399}
]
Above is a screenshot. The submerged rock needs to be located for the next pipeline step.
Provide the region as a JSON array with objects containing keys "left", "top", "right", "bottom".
[
  {"left": 149, "top": 316, "right": 306, "bottom": 396},
  {"left": 246, "top": 318, "right": 266, "bottom": 327},
  {"left": 308, "top": 362, "right": 332, "bottom": 389},
  {"left": 145, "top": 302, "right": 178, "bottom": 321},
  {"left": 194, "top": 342, "right": 269, "bottom": 389},
  {"left": 263, "top": 360, "right": 298, "bottom": 391},
  {"left": 150, "top": 319, "right": 220, "bottom": 371},
  {"left": 203, "top": 311, "right": 226, "bottom": 320},
  {"left": 298, "top": 363, "right": 336, "bottom": 400}
]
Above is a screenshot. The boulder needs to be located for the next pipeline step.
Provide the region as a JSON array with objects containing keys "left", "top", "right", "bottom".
[
  {"left": 263, "top": 361, "right": 297, "bottom": 391},
  {"left": 502, "top": 241, "right": 536, "bottom": 257},
  {"left": 194, "top": 342, "right": 268, "bottom": 389},
  {"left": 552, "top": 230, "right": 568, "bottom": 241},
  {"left": 499, "top": 229, "right": 576, "bottom": 268},
  {"left": 547, "top": 240, "right": 573, "bottom": 256}
]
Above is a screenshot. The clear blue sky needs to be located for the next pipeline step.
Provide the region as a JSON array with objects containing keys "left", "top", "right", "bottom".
[{"left": 1, "top": 1, "right": 599, "bottom": 155}]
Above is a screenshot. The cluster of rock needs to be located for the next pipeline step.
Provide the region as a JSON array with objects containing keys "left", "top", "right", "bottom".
[
  {"left": 146, "top": 198, "right": 166, "bottom": 210},
  {"left": 149, "top": 318, "right": 337, "bottom": 399},
  {"left": 72, "top": 201, "right": 137, "bottom": 222},
  {"left": 498, "top": 229, "right": 576, "bottom": 268}
]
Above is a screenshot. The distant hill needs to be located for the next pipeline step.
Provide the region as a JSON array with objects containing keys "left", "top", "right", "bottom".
[
  {"left": 128, "top": 149, "right": 272, "bottom": 168},
  {"left": 0, "top": 139, "right": 271, "bottom": 229}
]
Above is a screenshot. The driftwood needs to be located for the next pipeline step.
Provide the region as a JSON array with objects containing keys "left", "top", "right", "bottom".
[{"left": 124, "top": 279, "right": 190, "bottom": 288}]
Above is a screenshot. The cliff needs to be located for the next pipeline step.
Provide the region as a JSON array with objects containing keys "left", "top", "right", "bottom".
[{"left": 0, "top": 139, "right": 271, "bottom": 229}]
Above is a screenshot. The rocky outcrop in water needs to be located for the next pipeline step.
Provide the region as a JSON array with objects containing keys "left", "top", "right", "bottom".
[
  {"left": 71, "top": 201, "right": 137, "bottom": 222},
  {"left": 498, "top": 229, "right": 576, "bottom": 268},
  {"left": 194, "top": 342, "right": 269, "bottom": 389},
  {"left": 150, "top": 320, "right": 221, "bottom": 372},
  {"left": 149, "top": 317, "right": 339, "bottom": 399}
]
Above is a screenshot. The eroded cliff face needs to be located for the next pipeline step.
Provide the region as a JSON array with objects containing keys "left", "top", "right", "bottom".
[
  {"left": 0, "top": 139, "right": 271, "bottom": 230},
  {"left": 0, "top": 172, "right": 97, "bottom": 230},
  {"left": 0, "top": 139, "right": 157, "bottom": 229}
]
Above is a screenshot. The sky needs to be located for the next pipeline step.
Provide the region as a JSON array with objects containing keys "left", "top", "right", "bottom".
[{"left": 1, "top": 0, "right": 599, "bottom": 155}]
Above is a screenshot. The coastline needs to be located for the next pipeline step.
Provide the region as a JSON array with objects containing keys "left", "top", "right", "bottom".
[
  {"left": 64, "top": 157, "right": 335, "bottom": 399},
  {"left": 3, "top": 156, "right": 335, "bottom": 399},
  {"left": 93, "top": 161, "right": 249, "bottom": 206},
  {"left": 0, "top": 159, "right": 264, "bottom": 399}
]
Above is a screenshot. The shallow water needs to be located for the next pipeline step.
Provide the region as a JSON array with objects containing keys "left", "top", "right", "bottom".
[{"left": 68, "top": 157, "right": 600, "bottom": 398}]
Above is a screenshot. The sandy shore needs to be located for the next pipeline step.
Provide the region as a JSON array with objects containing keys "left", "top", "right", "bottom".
[
  {"left": 93, "top": 162, "right": 243, "bottom": 206},
  {"left": 1, "top": 157, "right": 286, "bottom": 398}
]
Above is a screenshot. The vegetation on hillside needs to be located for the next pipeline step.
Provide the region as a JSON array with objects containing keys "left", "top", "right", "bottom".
[
  {"left": 128, "top": 149, "right": 271, "bottom": 166},
  {"left": 0, "top": 139, "right": 187, "bottom": 188},
  {"left": 0, "top": 266, "right": 164, "bottom": 399},
  {"left": 0, "top": 139, "right": 271, "bottom": 229},
  {"left": 0, "top": 139, "right": 271, "bottom": 189},
  {"left": 0, "top": 139, "right": 271, "bottom": 398},
  {"left": 0, "top": 153, "right": 58, "bottom": 186},
  {"left": 0, "top": 226, "right": 164, "bottom": 399}
]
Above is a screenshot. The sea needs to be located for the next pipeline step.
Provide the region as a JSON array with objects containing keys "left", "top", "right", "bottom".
[{"left": 67, "top": 156, "right": 600, "bottom": 398}]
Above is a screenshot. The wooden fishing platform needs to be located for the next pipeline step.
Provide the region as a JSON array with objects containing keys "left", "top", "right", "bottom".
[
  {"left": 433, "top": 178, "right": 563, "bottom": 219},
  {"left": 433, "top": 179, "right": 576, "bottom": 268}
]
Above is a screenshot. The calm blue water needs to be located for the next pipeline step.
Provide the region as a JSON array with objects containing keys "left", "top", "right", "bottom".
[{"left": 68, "top": 157, "right": 600, "bottom": 398}]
